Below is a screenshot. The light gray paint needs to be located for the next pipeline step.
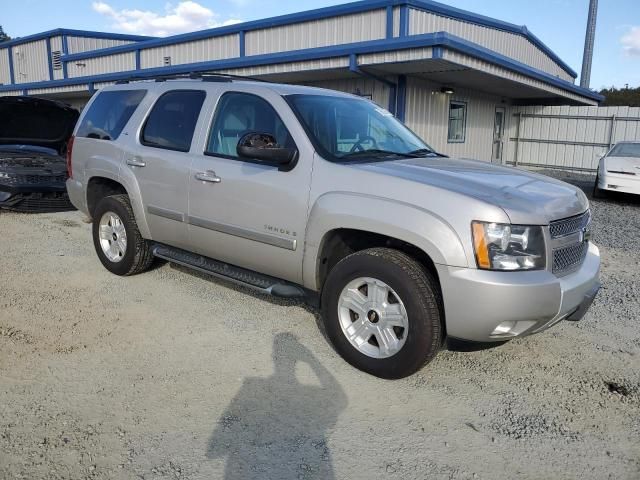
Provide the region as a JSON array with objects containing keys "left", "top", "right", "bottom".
[
  {"left": 11, "top": 39, "right": 49, "bottom": 84},
  {"left": 442, "top": 50, "right": 598, "bottom": 105},
  {"left": 403, "top": 76, "right": 505, "bottom": 161},
  {"left": 409, "top": 8, "right": 574, "bottom": 82},
  {"left": 302, "top": 77, "right": 392, "bottom": 113},
  {"left": 245, "top": 9, "right": 388, "bottom": 56},
  {"left": 67, "top": 51, "right": 136, "bottom": 77},
  {"left": 219, "top": 57, "right": 350, "bottom": 78},
  {"left": 66, "top": 79, "right": 601, "bottom": 343},
  {"left": 505, "top": 105, "right": 640, "bottom": 171},
  {"left": 66, "top": 37, "right": 135, "bottom": 55},
  {"left": 0, "top": 48, "right": 10, "bottom": 85},
  {"left": 140, "top": 35, "right": 239, "bottom": 69}
]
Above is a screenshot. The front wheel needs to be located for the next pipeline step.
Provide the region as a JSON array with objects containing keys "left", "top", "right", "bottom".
[
  {"left": 321, "top": 248, "right": 443, "bottom": 379},
  {"left": 92, "top": 194, "right": 154, "bottom": 276}
]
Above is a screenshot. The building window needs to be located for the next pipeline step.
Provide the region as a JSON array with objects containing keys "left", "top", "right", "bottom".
[{"left": 448, "top": 100, "right": 467, "bottom": 143}]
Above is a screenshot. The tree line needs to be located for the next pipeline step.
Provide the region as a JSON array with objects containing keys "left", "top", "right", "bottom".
[{"left": 599, "top": 87, "right": 640, "bottom": 107}]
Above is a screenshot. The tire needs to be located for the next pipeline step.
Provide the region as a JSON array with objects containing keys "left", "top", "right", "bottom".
[
  {"left": 92, "top": 194, "right": 154, "bottom": 276},
  {"left": 321, "top": 248, "right": 443, "bottom": 379},
  {"left": 593, "top": 174, "right": 606, "bottom": 199}
]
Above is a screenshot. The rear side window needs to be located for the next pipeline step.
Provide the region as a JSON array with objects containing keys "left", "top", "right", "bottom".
[
  {"left": 76, "top": 90, "right": 146, "bottom": 141},
  {"left": 141, "top": 90, "right": 206, "bottom": 152}
]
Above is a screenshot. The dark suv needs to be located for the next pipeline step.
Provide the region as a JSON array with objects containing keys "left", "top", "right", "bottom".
[{"left": 0, "top": 96, "right": 79, "bottom": 212}]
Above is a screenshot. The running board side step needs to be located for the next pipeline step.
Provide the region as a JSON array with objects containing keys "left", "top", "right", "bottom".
[{"left": 151, "top": 244, "right": 307, "bottom": 299}]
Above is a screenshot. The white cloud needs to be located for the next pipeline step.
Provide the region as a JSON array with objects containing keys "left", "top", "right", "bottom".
[
  {"left": 92, "top": 1, "right": 242, "bottom": 37},
  {"left": 621, "top": 26, "right": 640, "bottom": 56}
]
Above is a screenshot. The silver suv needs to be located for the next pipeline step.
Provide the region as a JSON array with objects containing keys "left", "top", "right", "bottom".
[{"left": 66, "top": 76, "right": 601, "bottom": 379}]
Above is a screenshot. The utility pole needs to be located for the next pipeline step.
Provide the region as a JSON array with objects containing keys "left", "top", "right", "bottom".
[{"left": 580, "top": 0, "right": 598, "bottom": 88}]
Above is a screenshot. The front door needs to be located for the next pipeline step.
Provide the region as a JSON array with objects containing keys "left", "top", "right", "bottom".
[
  {"left": 188, "top": 89, "right": 314, "bottom": 284},
  {"left": 492, "top": 107, "right": 506, "bottom": 163}
]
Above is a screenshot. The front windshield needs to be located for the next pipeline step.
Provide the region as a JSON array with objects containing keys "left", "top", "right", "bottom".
[
  {"left": 286, "top": 94, "right": 436, "bottom": 162},
  {"left": 609, "top": 143, "right": 640, "bottom": 158}
]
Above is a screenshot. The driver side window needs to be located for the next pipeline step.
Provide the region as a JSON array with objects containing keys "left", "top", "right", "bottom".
[{"left": 206, "top": 92, "right": 294, "bottom": 159}]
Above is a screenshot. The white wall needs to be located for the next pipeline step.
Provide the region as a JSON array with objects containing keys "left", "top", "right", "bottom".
[
  {"left": 505, "top": 105, "right": 640, "bottom": 171},
  {"left": 405, "top": 76, "right": 506, "bottom": 161}
]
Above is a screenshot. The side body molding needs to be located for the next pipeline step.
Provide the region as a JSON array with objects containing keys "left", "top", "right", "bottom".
[{"left": 302, "top": 192, "right": 469, "bottom": 291}]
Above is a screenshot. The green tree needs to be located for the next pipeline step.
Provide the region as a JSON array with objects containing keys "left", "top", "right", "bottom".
[
  {"left": 599, "top": 86, "right": 640, "bottom": 107},
  {"left": 0, "top": 26, "right": 10, "bottom": 43}
]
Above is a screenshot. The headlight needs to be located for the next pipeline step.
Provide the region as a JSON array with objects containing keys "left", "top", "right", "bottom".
[{"left": 472, "top": 221, "right": 546, "bottom": 271}]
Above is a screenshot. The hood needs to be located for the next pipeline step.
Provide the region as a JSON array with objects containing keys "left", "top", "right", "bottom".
[
  {"left": 0, "top": 96, "right": 79, "bottom": 155},
  {"left": 350, "top": 157, "right": 589, "bottom": 225},
  {"left": 604, "top": 155, "right": 640, "bottom": 175}
]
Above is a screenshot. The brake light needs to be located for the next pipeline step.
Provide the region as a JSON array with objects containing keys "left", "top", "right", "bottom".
[{"left": 66, "top": 136, "right": 75, "bottom": 179}]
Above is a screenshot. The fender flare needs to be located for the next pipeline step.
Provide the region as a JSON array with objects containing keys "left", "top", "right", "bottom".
[
  {"left": 86, "top": 165, "right": 151, "bottom": 239},
  {"left": 302, "top": 192, "right": 469, "bottom": 290}
]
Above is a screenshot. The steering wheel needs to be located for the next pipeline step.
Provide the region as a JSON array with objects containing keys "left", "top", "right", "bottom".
[{"left": 350, "top": 136, "right": 379, "bottom": 153}]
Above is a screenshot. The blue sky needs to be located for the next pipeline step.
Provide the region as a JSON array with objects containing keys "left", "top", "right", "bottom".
[{"left": 2, "top": 0, "right": 639, "bottom": 89}]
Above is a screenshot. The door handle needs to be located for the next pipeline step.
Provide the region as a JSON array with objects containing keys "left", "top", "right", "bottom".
[
  {"left": 195, "top": 171, "right": 222, "bottom": 184},
  {"left": 126, "top": 157, "right": 146, "bottom": 167}
]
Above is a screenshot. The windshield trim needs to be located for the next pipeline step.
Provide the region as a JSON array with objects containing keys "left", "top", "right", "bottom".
[{"left": 283, "top": 93, "right": 436, "bottom": 164}]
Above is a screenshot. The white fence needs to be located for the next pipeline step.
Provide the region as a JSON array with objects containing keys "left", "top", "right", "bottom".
[{"left": 504, "top": 105, "right": 640, "bottom": 172}]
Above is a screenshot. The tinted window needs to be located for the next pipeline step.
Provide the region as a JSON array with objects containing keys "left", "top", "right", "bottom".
[
  {"left": 207, "top": 92, "right": 295, "bottom": 158},
  {"left": 287, "top": 94, "right": 433, "bottom": 162},
  {"left": 141, "top": 90, "right": 206, "bottom": 152},
  {"left": 609, "top": 143, "right": 640, "bottom": 158},
  {"left": 447, "top": 101, "right": 467, "bottom": 143},
  {"left": 77, "top": 90, "right": 146, "bottom": 141}
]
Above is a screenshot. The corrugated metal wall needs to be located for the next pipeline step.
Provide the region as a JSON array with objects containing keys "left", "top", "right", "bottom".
[
  {"left": 67, "top": 52, "right": 136, "bottom": 77},
  {"left": 505, "top": 106, "right": 640, "bottom": 171},
  {"left": 66, "top": 37, "right": 134, "bottom": 54},
  {"left": 140, "top": 35, "right": 239, "bottom": 69},
  {"left": 0, "top": 48, "right": 11, "bottom": 85},
  {"left": 409, "top": 9, "right": 574, "bottom": 82},
  {"left": 219, "top": 57, "right": 350, "bottom": 77},
  {"left": 405, "top": 76, "right": 503, "bottom": 161},
  {"left": 442, "top": 50, "right": 597, "bottom": 106},
  {"left": 11, "top": 40, "right": 49, "bottom": 84},
  {"left": 245, "top": 10, "right": 388, "bottom": 56},
  {"left": 302, "top": 77, "right": 392, "bottom": 111},
  {"left": 359, "top": 47, "right": 434, "bottom": 65},
  {"left": 50, "top": 36, "right": 64, "bottom": 80}
]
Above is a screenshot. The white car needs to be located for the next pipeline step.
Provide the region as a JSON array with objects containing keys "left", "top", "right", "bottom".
[{"left": 594, "top": 141, "right": 640, "bottom": 198}]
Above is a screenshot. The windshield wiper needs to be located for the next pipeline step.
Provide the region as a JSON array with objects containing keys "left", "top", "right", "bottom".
[
  {"left": 340, "top": 149, "right": 419, "bottom": 160},
  {"left": 408, "top": 148, "right": 446, "bottom": 157}
]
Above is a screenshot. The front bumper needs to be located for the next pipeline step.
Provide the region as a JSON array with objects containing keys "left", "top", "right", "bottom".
[
  {"left": 0, "top": 181, "right": 73, "bottom": 212},
  {"left": 437, "top": 242, "right": 601, "bottom": 342},
  {"left": 598, "top": 171, "right": 640, "bottom": 196}
]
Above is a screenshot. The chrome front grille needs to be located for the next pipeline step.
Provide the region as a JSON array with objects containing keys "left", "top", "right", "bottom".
[
  {"left": 549, "top": 210, "right": 591, "bottom": 239},
  {"left": 553, "top": 242, "right": 589, "bottom": 274},
  {"left": 549, "top": 210, "right": 591, "bottom": 275}
]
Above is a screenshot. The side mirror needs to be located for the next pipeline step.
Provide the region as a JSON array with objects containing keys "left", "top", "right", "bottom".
[
  {"left": 237, "top": 132, "right": 297, "bottom": 170},
  {"left": 595, "top": 151, "right": 606, "bottom": 159}
]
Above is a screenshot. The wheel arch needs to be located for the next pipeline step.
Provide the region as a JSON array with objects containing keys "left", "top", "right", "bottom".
[
  {"left": 86, "top": 174, "right": 151, "bottom": 238},
  {"left": 302, "top": 192, "right": 469, "bottom": 292}
]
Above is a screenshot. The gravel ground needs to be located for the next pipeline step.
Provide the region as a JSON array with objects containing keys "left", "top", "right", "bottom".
[{"left": 0, "top": 170, "right": 639, "bottom": 480}]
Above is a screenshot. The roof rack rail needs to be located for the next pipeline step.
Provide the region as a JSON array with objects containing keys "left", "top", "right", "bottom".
[{"left": 114, "top": 72, "right": 270, "bottom": 85}]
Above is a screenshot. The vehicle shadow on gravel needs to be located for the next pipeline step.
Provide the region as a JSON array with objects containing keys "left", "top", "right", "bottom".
[{"left": 206, "top": 332, "right": 348, "bottom": 479}]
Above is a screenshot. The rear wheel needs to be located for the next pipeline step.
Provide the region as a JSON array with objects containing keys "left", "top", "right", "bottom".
[
  {"left": 321, "top": 248, "right": 442, "bottom": 379},
  {"left": 92, "top": 194, "right": 154, "bottom": 276}
]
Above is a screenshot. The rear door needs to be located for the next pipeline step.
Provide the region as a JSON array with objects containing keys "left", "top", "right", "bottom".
[
  {"left": 188, "top": 88, "right": 314, "bottom": 284},
  {"left": 121, "top": 88, "right": 207, "bottom": 250}
]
